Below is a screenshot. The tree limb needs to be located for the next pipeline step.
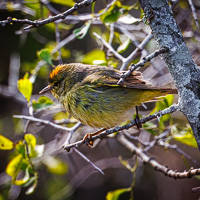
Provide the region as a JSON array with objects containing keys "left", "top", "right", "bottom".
[{"left": 139, "top": 0, "right": 200, "bottom": 150}]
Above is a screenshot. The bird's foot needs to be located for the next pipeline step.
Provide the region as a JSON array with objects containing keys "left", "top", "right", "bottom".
[{"left": 83, "top": 128, "right": 106, "bottom": 147}]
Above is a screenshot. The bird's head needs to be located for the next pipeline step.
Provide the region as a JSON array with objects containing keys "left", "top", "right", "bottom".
[{"left": 39, "top": 63, "right": 88, "bottom": 98}]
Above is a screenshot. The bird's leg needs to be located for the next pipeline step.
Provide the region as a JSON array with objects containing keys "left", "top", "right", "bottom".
[
  {"left": 83, "top": 128, "right": 106, "bottom": 146},
  {"left": 135, "top": 106, "right": 142, "bottom": 130}
]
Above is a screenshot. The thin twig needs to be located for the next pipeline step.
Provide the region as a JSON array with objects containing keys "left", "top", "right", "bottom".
[
  {"left": 73, "top": 148, "right": 104, "bottom": 175},
  {"left": 118, "top": 47, "right": 168, "bottom": 85},
  {"left": 40, "top": 0, "right": 59, "bottom": 15},
  {"left": 187, "top": 0, "right": 199, "bottom": 29},
  {"left": 55, "top": 23, "right": 63, "bottom": 64},
  {"left": 8, "top": 53, "right": 20, "bottom": 92},
  {"left": 63, "top": 104, "right": 179, "bottom": 151},
  {"left": 0, "top": 0, "right": 96, "bottom": 30},
  {"left": 158, "top": 140, "right": 199, "bottom": 165},
  {"left": 13, "top": 115, "right": 72, "bottom": 132},
  {"left": 93, "top": 32, "right": 125, "bottom": 61},
  {"left": 30, "top": 33, "right": 76, "bottom": 83},
  {"left": 64, "top": 122, "right": 82, "bottom": 146},
  {"left": 120, "top": 33, "right": 153, "bottom": 70},
  {"left": 118, "top": 134, "right": 200, "bottom": 179}
]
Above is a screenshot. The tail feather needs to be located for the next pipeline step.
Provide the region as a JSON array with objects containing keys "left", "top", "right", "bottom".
[{"left": 158, "top": 88, "right": 178, "bottom": 94}]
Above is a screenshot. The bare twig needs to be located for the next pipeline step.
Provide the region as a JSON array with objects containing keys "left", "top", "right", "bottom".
[
  {"left": 120, "top": 33, "right": 153, "bottom": 70},
  {"left": 0, "top": 0, "right": 96, "bottom": 30},
  {"left": 118, "top": 134, "right": 200, "bottom": 178},
  {"left": 63, "top": 104, "right": 179, "bottom": 151},
  {"left": 8, "top": 53, "right": 20, "bottom": 92},
  {"left": 187, "top": 0, "right": 199, "bottom": 29},
  {"left": 73, "top": 148, "right": 104, "bottom": 175},
  {"left": 40, "top": 0, "right": 59, "bottom": 15},
  {"left": 63, "top": 122, "right": 82, "bottom": 146},
  {"left": 30, "top": 33, "right": 76, "bottom": 83},
  {"left": 55, "top": 23, "right": 63, "bottom": 64},
  {"left": 13, "top": 115, "right": 72, "bottom": 132},
  {"left": 93, "top": 32, "right": 125, "bottom": 61},
  {"left": 158, "top": 140, "right": 199, "bottom": 165},
  {"left": 118, "top": 48, "right": 168, "bottom": 85},
  {"left": 123, "top": 129, "right": 198, "bottom": 164}
]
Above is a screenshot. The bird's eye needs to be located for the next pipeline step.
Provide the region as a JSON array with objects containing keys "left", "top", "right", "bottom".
[{"left": 54, "top": 82, "right": 59, "bottom": 87}]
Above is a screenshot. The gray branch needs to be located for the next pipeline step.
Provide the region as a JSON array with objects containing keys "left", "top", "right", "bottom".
[{"left": 139, "top": 0, "right": 200, "bottom": 150}]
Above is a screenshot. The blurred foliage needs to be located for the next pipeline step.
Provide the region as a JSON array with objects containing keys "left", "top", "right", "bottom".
[
  {"left": 32, "top": 96, "right": 54, "bottom": 111},
  {"left": 38, "top": 49, "right": 53, "bottom": 66},
  {"left": 17, "top": 73, "right": 33, "bottom": 102},
  {"left": 0, "top": 0, "right": 199, "bottom": 199},
  {"left": 82, "top": 49, "right": 107, "bottom": 65},
  {"left": 0, "top": 134, "right": 13, "bottom": 150},
  {"left": 172, "top": 124, "right": 197, "bottom": 148},
  {"left": 150, "top": 95, "right": 174, "bottom": 129},
  {"left": 106, "top": 188, "right": 131, "bottom": 200},
  {"left": 5, "top": 134, "right": 39, "bottom": 194},
  {"left": 50, "top": 0, "right": 75, "bottom": 6},
  {"left": 100, "top": 0, "right": 135, "bottom": 24},
  {"left": 74, "top": 21, "right": 92, "bottom": 39}
]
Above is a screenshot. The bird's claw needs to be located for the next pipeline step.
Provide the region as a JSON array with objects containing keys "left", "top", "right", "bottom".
[{"left": 83, "top": 133, "right": 94, "bottom": 147}]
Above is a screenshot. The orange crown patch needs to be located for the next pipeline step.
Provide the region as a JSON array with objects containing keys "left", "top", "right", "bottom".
[{"left": 49, "top": 65, "right": 64, "bottom": 80}]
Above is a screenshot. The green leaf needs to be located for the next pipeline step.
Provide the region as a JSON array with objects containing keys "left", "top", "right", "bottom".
[
  {"left": 172, "top": 125, "right": 197, "bottom": 148},
  {"left": 18, "top": 75, "right": 33, "bottom": 102},
  {"left": 100, "top": 5, "right": 122, "bottom": 24},
  {"left": 38, "top": 49, "right": 53, "bottom": 65},
  {"left": 45, "top": 42, "right": 71, "bottom": 60},
  {"left": 106, "top": 188, "right": 131, "bottom": 200},
  {"left": 150, "top": 94, "right": 174, "bottom": 127},
  {"left": 49, "top": 0, "right": 74, "bottom": 6},
  {"left": 100, "top": 0, "right": 134, "bottom": 24},
  {"left": 0, "top": 134, "right": 13, "bottom": 150},
  {"left": 82, "top": 49, "right": 106, "bottom": 65},
  {"left": 32, "top": 96, "right": 54, "bottom": 111},
  {"left": 143, "top": 121, "right": 157, "bottom": 135},
  {"left": 43, "top": 156, "right": 68, "bottom": 175},
  {"left": 15, "top": 141, "right": 26, "bottom": 157},
  {"left": 117, "top": 38, "right": 130, "bottom": 53},
  {"left": 73, "top": 21, "right": 92, "bottom": 39}
]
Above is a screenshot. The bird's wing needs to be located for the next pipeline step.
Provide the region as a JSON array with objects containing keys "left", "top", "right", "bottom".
[{"left": 81, "top": 69, "right": 158, "bottom": 90}]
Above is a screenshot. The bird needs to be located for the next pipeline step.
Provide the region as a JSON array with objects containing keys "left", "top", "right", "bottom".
[{"left": 39, "top": 63, "right": 177, "bottom": 142}]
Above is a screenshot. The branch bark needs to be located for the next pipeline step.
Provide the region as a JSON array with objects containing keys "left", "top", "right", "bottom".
[{"left": 139, "top": 0, "right": 200, "bottom": 149}]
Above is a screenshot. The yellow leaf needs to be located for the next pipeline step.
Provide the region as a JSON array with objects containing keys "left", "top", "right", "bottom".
[
  {"left": 0, "top": 134, "right": 13, "bottom": 150},
  {"left": 24, "top": 134, "right": 36, "bottom": 148},
  {"left": 172, "top": 125, "right": 197, "bottom": 148},
  {"left": 18, "top": 75, "right": 32, "bottom": 102},
  {"left": 43, "top": 156, "right": 68, "bottom": 175},
  {"left": 6, "top": 155, "right": 23, "bottom": 177},
  {"left": 106, "top": 188, "right": 130, "bottom": 200}
]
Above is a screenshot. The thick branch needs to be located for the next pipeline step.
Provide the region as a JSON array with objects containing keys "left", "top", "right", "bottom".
[{"left": 139, "top": 0, "right": 200, "bottom": 149}]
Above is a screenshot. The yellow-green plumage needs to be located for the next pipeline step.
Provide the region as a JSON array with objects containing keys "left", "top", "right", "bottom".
[{"left": 45, "top": 63, "right": 177, "bottom": 128}]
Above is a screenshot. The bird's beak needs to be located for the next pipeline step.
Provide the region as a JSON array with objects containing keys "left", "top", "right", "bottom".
[{"left": 39, "top": 85, "right": 52, "bottom": 94}]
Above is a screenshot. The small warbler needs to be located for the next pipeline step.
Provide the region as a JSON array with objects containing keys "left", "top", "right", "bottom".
[{"left": 40, "top": 63, "right": 177, "bottom": 129}]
